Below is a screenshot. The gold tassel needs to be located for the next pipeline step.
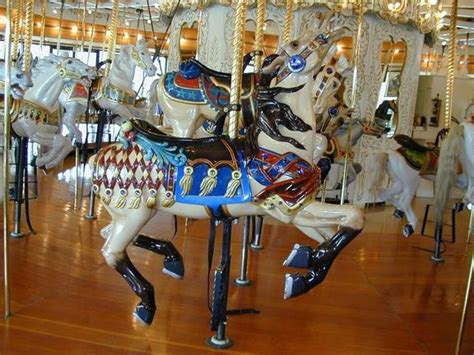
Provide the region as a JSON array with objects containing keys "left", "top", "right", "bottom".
[
  {"left": 146, "top": 189, "right": 158, "bottom": 209},
  {"left": 199, "top": 168, "right": 218, "bottom": 197},
  {"left": 114, "top": 188, "right": 128, "bottom": 209},
  {"left": 179, "top": 166, "right": 193, "bottom": 195},
  {"left": 128, "top": 189, "right": 142, "bottom": 209},
  {"left": 224, "top": 170, "right": 242, "bottom": 198},
  {"left": 161, "top": 190, "right": 175, "bottom": 208}
]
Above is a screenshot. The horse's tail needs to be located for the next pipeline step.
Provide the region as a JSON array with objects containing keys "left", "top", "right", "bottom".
[
  {"left": 146, "top": 77, "right": 161, "bottom": 122},
  {"left": 434, "top": 124, "right": 464, "bottom": 226},
  {"left": 366, "top": 152, "right": 388, "bottom": 200}
]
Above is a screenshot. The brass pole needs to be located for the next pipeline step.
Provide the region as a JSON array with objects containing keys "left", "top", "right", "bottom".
[
  {"left": 23, "top": 0, "right": 34, "bottom": 72},
  {"left": 11, "top": 0, "right": 23, "bottom": 63},
  {"left": 228, "top": 0, "right": 248, "bottom": 139},
  {"left": 340, "top": 0, "right": 364, "bottom": 206},
  {"left": 254, "top": 0, "right": 266, "bottom": 71},
  {"left": 444, "top": 0, "right": 457, "bottom": 129},
  {"left": 455, "top": 229, "right": 473, "bottom": 355},
  {"left": 81, "top": 0, "right": 87, "bottom": 52},
  {"left": 283, "top": 0, "right": 294, "bottom": 43},
  {"left": 105, "top": 0, "right": 120, "bottom": 76},
  {"left": 3, "top": 0, "right": 13, "bottom": 319}
]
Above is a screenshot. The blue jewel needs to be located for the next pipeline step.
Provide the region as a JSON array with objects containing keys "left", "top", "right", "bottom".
[
  {"left": 329, "top": 106, "right": 338, "bottom": 117},
  {"left": 326, "top": 67, "right": 333, "bottom": 74},
  {"left": 288, "top": 55, "right": 306, "bottom": 73}
]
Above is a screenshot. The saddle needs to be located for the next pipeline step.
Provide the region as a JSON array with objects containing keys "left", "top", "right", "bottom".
[
  {"left": 395, "top": 134, "right": 437, "bottom": 152},
  {"left": 131, "top": 119, "right": 239, "bottom": 168}
]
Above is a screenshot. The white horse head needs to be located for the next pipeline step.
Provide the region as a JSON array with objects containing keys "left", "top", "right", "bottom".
[
  {"left": 0, "top": 59, "right": 34, "bottom": 100},
  {"left": 131, "top": 38, "right": 157, "bottom": 77}
]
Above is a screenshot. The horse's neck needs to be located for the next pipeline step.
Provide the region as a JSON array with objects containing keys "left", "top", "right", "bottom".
[
  {"left": 25, "top": 70, "right": 63, "bottom": 110},
  {"left": 335, "top": 124, "right": 363, "bottom": 150},
  {"left": 108, "top": 51, "right": 136, "bottom": 92}
]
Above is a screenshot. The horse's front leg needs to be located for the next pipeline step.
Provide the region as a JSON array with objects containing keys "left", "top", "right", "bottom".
[
  {"left": 283, "top": 202, "right": 364, "bottom": 299},
  {"left": 62, "top": 103, "right": 85, "bottom": 144},
  {"left": 102, "top": 205, "right": 158, "bottom": 325}
]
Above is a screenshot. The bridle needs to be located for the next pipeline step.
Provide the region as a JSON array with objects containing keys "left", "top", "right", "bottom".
[
  {"left": 275, "top": 33, "right": 329, "bottom": 84},
  {"left": 131, "top": 47, "right": 151, "bottom": 72}
]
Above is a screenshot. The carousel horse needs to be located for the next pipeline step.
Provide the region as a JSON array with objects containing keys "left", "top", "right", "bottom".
[
  {"left": 0, "top": 59, "right": 34, "bottom": 203},
  {"left": 148, "top": 50, "right": 281, "bottom": 138},
  {"left": 11, "top": 54, "right": 97, "bottom": 169},
  {"left": 434, "top": 120, "right": 474, "bottom": 236},
  {"left": 91, "top": 38, "right": 157, "bottom": 124},
  {"left": 89, "top": 21, "right": 364, "bottom": 325},
  {"left": 366, "top": 125, "right": 465, "bottom": 237}
]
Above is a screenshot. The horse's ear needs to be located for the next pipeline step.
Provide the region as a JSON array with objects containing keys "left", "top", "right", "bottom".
[{"left": 32, "top": 56, "right": 38, "bottom": 68}]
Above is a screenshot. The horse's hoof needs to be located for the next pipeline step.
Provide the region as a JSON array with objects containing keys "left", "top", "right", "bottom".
[
  {"left": 283, "top": 244, "right": 312, "bottom": 269},
  {"left": 393, "top": 209, "right": 405, "bottom": 219},
  {"left": 454, "top": 202, "right": 464, "bottom": 213},
  {"left": 162, "top": 258, "right": 184, "bottom": 279},
  {"left": 403, "top": 224, "right": 414, "bottom": 238},
  {"left": 284, "top": 273, "right": 306, "bottom": 300},
  {"left": 133, "top": 302, "right": 156, "bottom": 325}
]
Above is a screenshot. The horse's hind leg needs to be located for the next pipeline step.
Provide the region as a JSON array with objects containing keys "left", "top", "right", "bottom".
[{"left": 102, "top": 208, "right": 157, "bottom": 324}]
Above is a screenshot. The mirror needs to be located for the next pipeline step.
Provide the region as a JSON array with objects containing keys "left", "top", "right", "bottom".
[{"left": 374, "top": 38, "right": 406, "bottom": 138}]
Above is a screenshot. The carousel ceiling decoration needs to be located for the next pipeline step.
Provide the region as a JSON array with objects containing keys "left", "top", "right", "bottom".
[{"left": 155, "top": 0, "right": 446, "bottom": 34}]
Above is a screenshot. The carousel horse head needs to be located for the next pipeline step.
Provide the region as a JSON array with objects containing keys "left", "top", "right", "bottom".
[
  {"left": 0, "top": 59, "right": 33, "bottom": 100},
  {"left": 128, "top": 38, "right": 157, "bottom": 77},
  {"left": 37, "top": 53, "right": 97, "bottom": 88},
  {"left": 262, "top": 13, "right": 346, "bottom": 83}
]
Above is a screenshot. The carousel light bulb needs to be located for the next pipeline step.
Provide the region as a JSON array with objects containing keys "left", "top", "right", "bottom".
[
  {"left": 53, "top": 8, "right": 58, "bottom": 14},
  {"left": 154, "top": 2, "right": 160, "bottom": 9},
  {"left": 336, "top": 44, "right": 343, "bottom": 52},
  {"left": 56, "top": 25, "right": 60, "bottom": 31},
  {"left": 154, "top": 36, "right": 157, "bottom": 40},
  {"left": 460, "top": 60, "right": 465, "bottom": 65},
  {"left": 137, "top": 34, "right": 143, "bottom": 40},
  {"left": 442, "top": 40, "right": 447, "bottom": 46},
  {"left": 394, "top": 48, "right": 400, "bottom": 54},
  {"left": 147, "top": 19, "right": 152, "bottom": 24},
  {"left": 124, "top": 32, "right": 129, "bottom": 39},
  {"left": 423, "top": 58, "right": 429, "bottom": 63},
  {"left": 88, "top": 9, "right": 92, "bottom": 15},
  {"left": 0, "top": 16, "right": 5, "bottom": 24},
  {"left": 429, "top": 0, "right": 437, "bottom": 5},
  {"left": 106, "top": 30, "right": 111, "bottom": 38},
  {"left": 394, "top": 2, "right": 401, "bottom": 9},
  {"left": 72, "top": 25, "right": 78, "bottom": 34},
  {"left": 36, "top": 22, "right": 41, "bottom": 28},
  {"left": 166, "top": 38, "right": 170, "bottom": 45},
  {"left": 125, "top": 20, "right": 130, "bottom": 27}
]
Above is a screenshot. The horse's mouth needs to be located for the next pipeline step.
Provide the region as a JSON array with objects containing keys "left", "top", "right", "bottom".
[{"left": 11, "top": 83, "right": 25, "bottom": 100}]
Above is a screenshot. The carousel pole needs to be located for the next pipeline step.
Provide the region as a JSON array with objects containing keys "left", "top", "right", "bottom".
[
  {"left": 11, "top": 0, "right": 22, "bottom": 63},
  {"left": 11, "top": 0, "right": 34, "bottom": 238},
  {"left": 432, "top": 0, "right": 457, "bottom": 263},
  {"left": 3, "top": 0, "right": 13, "bottom": 319},
  {"left": 228, "top": 0, "right": 251, "bottom": 288},
  {"left": 56, "top": 0, "right": 65, "bottom": 54},
  {"left": 283, "top": 0, "right": 294, "bottom": 43},
  {"left": 249, "top": 0, "right": 266, "bottom": 251},
  {"left": 86, "top": 0, "right": 120, "bottom": 219},
  {"left": 39, "top": 0, "right": 47, "bottom": 56},
  {"left": 340, "top": 0, "right": 364, "bottom": 206},
  {"left": 207, "top": 0, "right": 247, "bottom": 347}
]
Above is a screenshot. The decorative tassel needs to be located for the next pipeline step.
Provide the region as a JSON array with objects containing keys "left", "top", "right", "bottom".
[
  {"left": 179, "top": 166, "right": 193, "bottom": 195},
  {"left": 199, "top": 168, "right": 218, "bottom": 196},
  {"left": 161, "top": 190, "right": 175, "bottom": 208},
  {"left": 115, "top": 188, "right": 128, "bottom": 209},
  {"left": 102, "top": 188, "right": 113, "bottom": 205},
  {"left": 146, "top": 189, "right": 158, "bottom": 209},
  {"left": 128, "top": 189, "right": 142, "bottom": 209},
  {"left": 224, "top": 170, "right": 242, "bottom": 198}
]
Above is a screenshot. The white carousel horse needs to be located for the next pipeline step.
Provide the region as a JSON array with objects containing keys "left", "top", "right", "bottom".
[
  {"left": 89, "top": 20, "right": 364, "bottom": 325},
  {"left": 434, "top": 121, "right": 474, "bottom": 227},
  {"left": 0, "top": 60, "right": 34, "bottom": 203},
  {"left": 92, "top": 38, "right": 157, "bottom": 124},
  {"left": 12, "top": 54, "right": 96, "bottom": 169},
  {"left": 366, "top": 125, "right": 467, "bottom": 237}
]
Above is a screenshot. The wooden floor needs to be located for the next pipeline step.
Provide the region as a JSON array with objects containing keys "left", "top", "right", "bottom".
[{"left": 0, "top": 164, "right": 473, "bottom": 354}]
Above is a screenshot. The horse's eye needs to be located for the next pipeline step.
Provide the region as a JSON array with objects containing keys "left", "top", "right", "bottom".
[
  {"left": 16, "top": 73, "right": 22, "bottom": 79},
  {"left": 291, "top": 41, "right": 299, "bottom": 49},
  {"left": 67, "top": 59, "right": 72, "bottom": 64},
  {"left": 141, "top": 52, "right": 145, "bottom": 55}
]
